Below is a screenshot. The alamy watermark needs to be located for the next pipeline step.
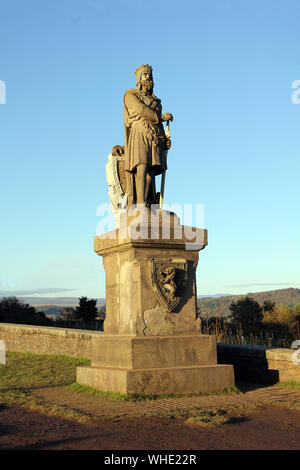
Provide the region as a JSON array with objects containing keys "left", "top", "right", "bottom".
[
  {"left": 96, "top": 203, "right": 205, "bottom": 250},
  {"left": 0, "top": 341, "right": 6, "bottom": 365},
  {"left": 0, "top": 80, "right": 6, "bottom": 104},
  {"left": 291, "top": 80, "right": 300, "bottom": 104}
]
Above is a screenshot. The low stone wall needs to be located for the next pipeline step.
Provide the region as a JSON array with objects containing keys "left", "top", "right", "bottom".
[
  {"left": 1, "top": 323, "right": 299, "bottom": 385},
  {"left": 0, "top": 323, "right": 102, "bottom": 359},
  {"left": 217, "top": 343, "right": 300, "bottom": 384}
]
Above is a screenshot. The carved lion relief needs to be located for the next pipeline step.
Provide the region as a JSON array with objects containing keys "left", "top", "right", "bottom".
[{"left": 151, "top": 259, "right": 188, "bottom": 312}]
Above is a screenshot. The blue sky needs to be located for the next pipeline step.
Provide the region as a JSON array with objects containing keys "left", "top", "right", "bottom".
[{"left": 0, "top": 0, "right": 299, "bottom": 299}]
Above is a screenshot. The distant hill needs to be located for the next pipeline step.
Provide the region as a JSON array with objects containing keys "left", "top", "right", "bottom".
[
  {"left": 9, "top": 297, "right": 106, "bottom": 308},
  {"left": 35, "top": 306, "right": 63, "bottom": 317},
  {"left": 2, "top": 290, "right": 299, "bottom": 319},
  {"left": 198, "top": 294, "right": 231, "bottom": 299},
  {"left": 198, "top": 288, "right": 300, "bottom": 318}
]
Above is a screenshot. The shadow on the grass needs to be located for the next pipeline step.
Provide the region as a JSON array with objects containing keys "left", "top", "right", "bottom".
[
  {"left": 227, "top": 416, "right": 251, "bottom": 425},
  {"left": 236, "top": 382, "right": 275, "bottom": 393}
]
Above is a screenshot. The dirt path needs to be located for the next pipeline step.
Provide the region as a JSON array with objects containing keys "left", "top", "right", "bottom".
[
  {"left": 30, "top": 382, "right": 300, "bottom": 419},
  {"left": 0, "top": 383, "right": 299, "bottom": 450},
  {"left": 0, "top": 403, "right": 299, "bottom": 450}
]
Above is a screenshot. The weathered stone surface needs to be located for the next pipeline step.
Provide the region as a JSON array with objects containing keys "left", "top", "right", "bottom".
[
  {"left": 91, "top": 335, "right": 217, "bottom": 369},
  {"left": 142, "top": 305, "right": 174, "bottom": 336},
  {"left": 0, "top": 322, "right": 100, "bottom": 358},
  {"left": 266, "top": 348, "right": 298, "bottom": 362},
  {"left": 77, "top": 363, "right": 234, "bottom": 395}
]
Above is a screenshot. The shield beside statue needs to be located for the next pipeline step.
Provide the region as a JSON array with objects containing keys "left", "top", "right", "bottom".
[{"left": 106, "top": 146, "right": 127, "bottom": 212}]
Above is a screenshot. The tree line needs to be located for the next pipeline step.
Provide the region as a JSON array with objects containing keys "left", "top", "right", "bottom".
[
  {"left": 200, "top": 296, "right": 300, "bottom": 346},
  {"left": 228, "top": 296, "right": 300, "bottom": 327},
  {"left": 0, "top": 296, "right": 106, "bottom": 330}
]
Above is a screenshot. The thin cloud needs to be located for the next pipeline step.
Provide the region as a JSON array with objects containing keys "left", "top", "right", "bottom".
[{"left": 0, "top": 288, "right": 75, "bottom": 296}]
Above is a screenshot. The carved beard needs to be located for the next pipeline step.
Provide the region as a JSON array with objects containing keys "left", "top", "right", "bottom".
[{"left": 141, "top": 79, "right": 154, "bottom": 95}]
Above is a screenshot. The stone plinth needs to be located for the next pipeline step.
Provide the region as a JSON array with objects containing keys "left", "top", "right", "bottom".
[
  {"left": 89, "top": 335, "right": 218, "bottom": 369},
  {"left": 77, "top": 333, "right": 234, "bottom": 394},
  {"left": 77, "top": 363, "right": 234, "bottom": 395},
  {"left": 95, "top": 208, "right": 206, "bottom": 337},
  {"left": 76, "top": 208, "right": 234, "bottom": 395}
]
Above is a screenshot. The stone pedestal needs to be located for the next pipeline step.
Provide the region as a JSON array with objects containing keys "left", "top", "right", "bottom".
[{"left": 76, "top": 207, "right": 234, "bottom": 395}]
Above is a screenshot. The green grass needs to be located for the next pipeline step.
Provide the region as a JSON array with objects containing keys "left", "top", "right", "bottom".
[
  {"left": 185, "top": 408, "right": 230, "bottom": 427},
  {"left": 0, "top": 351, "right": 92, "bottom": 422},
  {"left": 139, "top": 402, "right": 263, "bottom": 424},
  {"left": 69, "top": 383, "right": 132, "bottom": 401},
  {"left": 183, "top": 401, "right": 269, "bottom": 426},
  {"left": 0, "top": 351, "right": 90, "bottom": 390},
  {"left": 70, "top": 382, "right": 240, "bottom": 401},
  {"left": 277, "top": 381, "right": 300, "bottom": 389}
]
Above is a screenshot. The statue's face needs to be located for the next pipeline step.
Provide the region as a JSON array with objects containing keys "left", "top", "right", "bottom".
[
  {"left": 141, "top": 71, "right": 151, "bottom": 81},
  {"left": 140, "top": 71, "right": 154, "bottom": 95}
]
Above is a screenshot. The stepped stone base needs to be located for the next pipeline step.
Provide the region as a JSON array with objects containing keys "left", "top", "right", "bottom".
[
  {"left": 76, "top": 364, "right": 234, "bottom": 395},
  {"left": 76, "top": 334, "right": 235, "bottom": 395}
]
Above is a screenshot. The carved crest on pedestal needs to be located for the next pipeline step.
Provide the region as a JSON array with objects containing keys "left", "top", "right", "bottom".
[{"left": 151, "top": 259, "right": 188, "bottom": 312}]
